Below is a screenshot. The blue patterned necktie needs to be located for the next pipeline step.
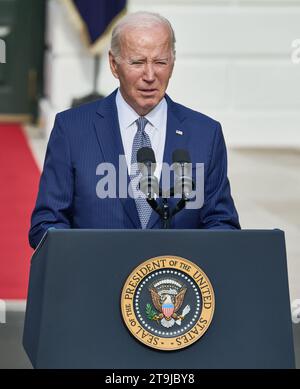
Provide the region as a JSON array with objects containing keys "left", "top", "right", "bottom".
[{"left": 130, "top": 117, "right": 153, "bottom": 229}]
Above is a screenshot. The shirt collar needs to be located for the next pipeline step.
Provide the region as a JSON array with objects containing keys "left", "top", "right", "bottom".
[
  {"left": 145, "top": 96, "right": 167, "bottom": 132},
  {"left": 116, "top": 88, "right": 167, "bottom": 131}
]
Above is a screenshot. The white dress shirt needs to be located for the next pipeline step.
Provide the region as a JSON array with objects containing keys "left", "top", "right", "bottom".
[{"left": 116, "top": 88, "right": 167, "bottom": 181}]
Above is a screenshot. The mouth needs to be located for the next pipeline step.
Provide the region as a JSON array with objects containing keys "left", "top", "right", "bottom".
[{"left": 139, "top": 89, "right": 157, "bottom": 95}]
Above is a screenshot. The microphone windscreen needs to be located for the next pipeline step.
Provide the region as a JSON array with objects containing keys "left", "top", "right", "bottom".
[
  {"left": 172, "top": 149, "right": 191, "bottom": 164},
  {"left": 137, "top": 147, "right": 156, "bottom": 164}
]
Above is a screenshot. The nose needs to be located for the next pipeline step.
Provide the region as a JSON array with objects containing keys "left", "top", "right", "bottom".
[{"left": 143, "top": 63, "right": 155, "bottom": 82}]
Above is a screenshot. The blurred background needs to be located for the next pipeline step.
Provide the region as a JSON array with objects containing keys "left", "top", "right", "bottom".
[{"left": 0, "top": 0, "right": 299, "bottom": 368}]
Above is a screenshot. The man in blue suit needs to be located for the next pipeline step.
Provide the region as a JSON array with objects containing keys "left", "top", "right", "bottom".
[{"left": 29, "top": 11, "right": 240, "bottom": 249}]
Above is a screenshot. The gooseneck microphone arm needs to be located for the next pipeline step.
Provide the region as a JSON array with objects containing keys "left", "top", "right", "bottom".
[
  {"left": 170, "top": 149, "right": 195, "bottom": 218},
  {"left": 137, "top": 147, "right": 170, "bottom": 228},
  {"left": 136, "top": 147, "right": 163, "bottom": 221}
]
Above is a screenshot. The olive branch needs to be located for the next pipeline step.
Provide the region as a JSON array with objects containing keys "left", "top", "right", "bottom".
[{"left": 146, "top": 303, "right": 157, "bottom": 320}]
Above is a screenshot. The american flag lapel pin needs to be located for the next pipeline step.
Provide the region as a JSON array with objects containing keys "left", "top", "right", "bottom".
[{"left": 176, "top": 129, "right": 183, "bottom": 136}]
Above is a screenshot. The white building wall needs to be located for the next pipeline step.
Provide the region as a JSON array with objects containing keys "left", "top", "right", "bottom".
[{"left": 41, "top": 0, "right": 300, "bottom": 146}]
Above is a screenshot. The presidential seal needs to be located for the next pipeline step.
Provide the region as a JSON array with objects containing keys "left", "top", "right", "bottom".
[{"left": 121, "top": 256, "right": 215, "bottom": 351}]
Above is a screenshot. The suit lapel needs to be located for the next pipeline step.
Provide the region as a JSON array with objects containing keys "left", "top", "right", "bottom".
[
  {"left": 94, "top": 90, "right": 141, "bottom": 228},
  {"left": 147, "top": 95, "right": 188, "bottom": 229}
]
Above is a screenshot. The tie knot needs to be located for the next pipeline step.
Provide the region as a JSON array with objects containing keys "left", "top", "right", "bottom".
[{"left": 136, "top": 117, "right": 148, "bottom": 133}]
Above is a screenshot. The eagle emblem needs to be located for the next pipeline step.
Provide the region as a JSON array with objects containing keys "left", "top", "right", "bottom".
[{"left": 147, "top": 278, "right": 191, "bottom": 328}]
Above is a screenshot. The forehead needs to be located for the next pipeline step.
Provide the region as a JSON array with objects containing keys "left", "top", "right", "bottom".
[{"left": 119, "top": 24, "right": 172, "bottom": 57}]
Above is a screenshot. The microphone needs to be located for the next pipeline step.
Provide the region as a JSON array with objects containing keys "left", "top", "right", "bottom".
[
  {"left": 172, "top": 149, "right": 193, "bottom": 199},
  {"left": 137, "top": 147, "right": 159, "bottom": 199}
]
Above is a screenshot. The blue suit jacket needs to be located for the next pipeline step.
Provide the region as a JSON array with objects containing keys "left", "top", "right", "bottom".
[{"left": 29, "top": 90, "right": 240, "bottom": 248}]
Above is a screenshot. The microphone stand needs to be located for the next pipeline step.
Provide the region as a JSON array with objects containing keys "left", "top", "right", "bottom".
[
  {"left": 146, "top": 196, "right": 171, "bottom": 229},
  {"left": 162, "top": 198, "right": 170, "bottom": 229},
  {"left": 146, "top": 188, "right": 189, "bottom": 229},
  {"left": 146, "top": 197, "right": 171, "bottom": 229}
]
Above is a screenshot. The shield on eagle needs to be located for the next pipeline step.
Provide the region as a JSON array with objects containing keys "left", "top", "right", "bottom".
[{"left": 162, "top": 303, "right": 174, "bottom": 318}]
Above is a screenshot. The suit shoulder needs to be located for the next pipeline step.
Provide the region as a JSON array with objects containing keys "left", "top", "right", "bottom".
[
  {"left": 171, "top": 100, "right": 220, "bottom": 129},
  {"left": 55, "top": 99, "right": 100, "bottom": 123},
  {"left": 52, "top": 99, "right": 104, "bottom": 141}
]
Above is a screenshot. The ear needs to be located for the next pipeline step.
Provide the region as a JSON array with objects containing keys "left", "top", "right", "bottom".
[
  {"left": 109, "top": 50, "right": 119, "bottom": 79},
  {"left": 169, "top": 53, "right": 176, "bottom": 78}
]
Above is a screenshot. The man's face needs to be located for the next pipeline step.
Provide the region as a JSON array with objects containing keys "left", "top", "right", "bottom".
[{"left": 109, "top": 24, "right": 174, "bottom": 116}]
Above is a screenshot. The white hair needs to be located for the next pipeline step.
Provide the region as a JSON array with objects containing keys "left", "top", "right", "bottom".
[{"left": 110, "top": 11, "right": 176, "bottom": 60}]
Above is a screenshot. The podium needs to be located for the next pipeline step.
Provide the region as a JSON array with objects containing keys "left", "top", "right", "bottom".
[{"left": 23, "top": 229, "right": 295, "bottom": 368}]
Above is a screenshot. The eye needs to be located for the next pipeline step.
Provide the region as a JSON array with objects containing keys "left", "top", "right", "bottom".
[
  {"left": 130, "top": 60, "right": 144, "bottom": 66},
  {"left": 155, "top": 60, "right": 168, "bottom": 65}
]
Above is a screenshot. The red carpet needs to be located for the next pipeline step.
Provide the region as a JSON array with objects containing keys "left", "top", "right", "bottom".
[{"left": 0, "top": 124, "right": 40, "bottom": 299}]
